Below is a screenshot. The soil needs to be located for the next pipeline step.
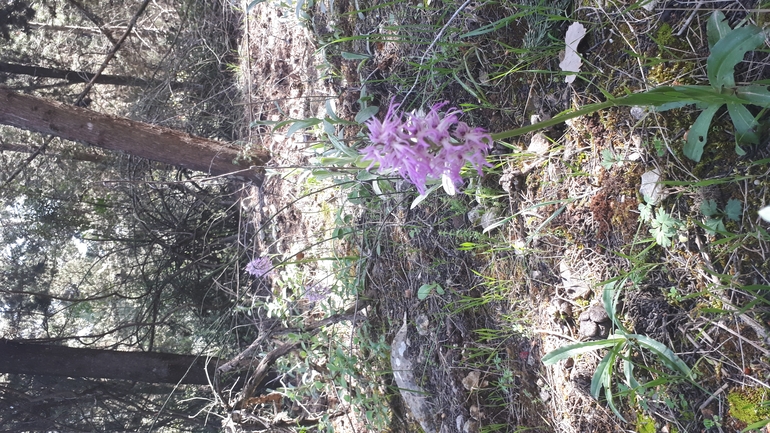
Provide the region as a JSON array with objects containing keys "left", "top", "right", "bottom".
[{"left": 235, "top": 1, "right": 770, "bottom": 432}]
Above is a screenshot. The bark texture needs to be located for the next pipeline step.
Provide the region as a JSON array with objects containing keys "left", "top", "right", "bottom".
[
  {"left": 0, "top": 86, "right": 269, "bottom": 182},
  {"left": 0, "top": 338, "right": 218, "bottom": 385}
]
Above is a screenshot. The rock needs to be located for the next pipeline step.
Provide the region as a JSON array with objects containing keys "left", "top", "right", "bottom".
[
  {"left": 463, "top": 419, "right": 479, "bottom": 433},
  {"left": 640, "top": 169, "right": 665, "bottom": 205},
  {"left": 416, "top": 314, "right": 430, "bottom": 336},
  {"left": 579, "top": 319, "right": 599, "bottom": 338},
  {"left": 578, "top": 304, "right": 612, "bottom": 339},
  {"left": 528, "top": 132, "right": 550, "bottom": 155},
  {"left": 462, "top": 370, "right": 481, "bottom": 391},
  {"left": 560, "top": 260, "right": 592, "bottom": 299},
  {"left": 391, "top": 314, "right": 437, "bottom": 433},
  {"left": 588, "top": 304, "right": 609, "bottom": 322}
]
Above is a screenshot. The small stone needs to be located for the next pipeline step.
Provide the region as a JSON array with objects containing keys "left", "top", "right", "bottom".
[
  {"left": 630, "top": 106, "right": 648, "bottom": 120},
  {"left": 456, "top": 415, "right": 464, "bottom": 432},
  {"left": 539, "top": 388, "right": 551, "bottom": 403},
  {"left": 588, "top": 304, "right": 609, "bottom": 323},
  {"left": 462, "top": 370, "right": 481, "bottom": 390},
  {"left": 416, "top": 314, "right": 430, "bottom": 336},
  {"left": 469, "top": 404, "right": 482, "bottom": 420},
  {"left": 528, "top": 133, "right": 550, "bottom": 155},
  {"left": 463, "top": 419, "right": 479, "bottom": 433},
  {"left": 640, "top": 169, "right": 665, "bottom": 205},
  {"left": 579, "top": 319, "right": 599, "bottom": 338}
]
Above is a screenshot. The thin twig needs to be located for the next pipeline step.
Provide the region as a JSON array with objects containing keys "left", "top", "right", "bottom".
[{"left": 74, "top": 0, "right": 152, "bottom": 105}]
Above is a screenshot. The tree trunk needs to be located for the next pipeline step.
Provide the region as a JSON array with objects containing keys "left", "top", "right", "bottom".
[
  {"left": 0, "top": 338, "right": 218, "bottom": 385},
  {"left": 0, "top": 87, "right": 268, "bottom": 182},
  {"left": 0, "top": 61, "right": 200, "bottom": 91}
]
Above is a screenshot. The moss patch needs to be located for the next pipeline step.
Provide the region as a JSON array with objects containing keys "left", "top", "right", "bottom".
[{"left": 728, "top": 387, "right": 770, "bottom": 425}]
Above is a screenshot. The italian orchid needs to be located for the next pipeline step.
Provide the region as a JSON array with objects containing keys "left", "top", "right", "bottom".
[
  {"left": 304, "top": 283, "right": 331, "bottom": 302},
  {"left": 359, "top": 99, "right": 492, "bottom": 195},
  {"left": 245, "top": 256, "right": 272, "bottom": 278}
]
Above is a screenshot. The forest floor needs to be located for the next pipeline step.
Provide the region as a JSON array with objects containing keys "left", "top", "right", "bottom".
[{"left": 234, "top": 1, "right": 770, "bottom": 432}]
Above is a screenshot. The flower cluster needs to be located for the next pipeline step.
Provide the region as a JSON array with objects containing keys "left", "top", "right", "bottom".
[
  {"left": 245, "top": 256, "right": 272, "bottom": 278},
  {"left": 359, "top": 99, "right": 492, "bottom": 194},
  {"left": 304, "top": 283, "right": 331, "bottom": 302}
]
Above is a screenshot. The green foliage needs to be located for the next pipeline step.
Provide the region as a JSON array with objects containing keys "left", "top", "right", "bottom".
[
  {"left": 493, "top": 11, "right": 770, "bottom": 162},
  {"left": 638, "top": 204, "right": 683, "bottom": 247},
  {"left": 673, "top": 12, "right": 769, "bottom": 161},
  {"left": 542, "top": 281, "right": 691, "bottom": 421},
  {"left": 636, "top": 413, "right": 656, "bottom": 433},
  {"left": 727, "top": 388, "right": 770, "bottom": 426},
  {"left": 417, "top": 282, "right": 445, "bottom": 300},
  {"left": 699, "top": 198, "right": 743, "bottom": 235},
  {"left": 600, "top": 148, "right": 623, "bottom": 170},
  {"left": 542, "top": 330, "right": 691, "bottom": 421}
]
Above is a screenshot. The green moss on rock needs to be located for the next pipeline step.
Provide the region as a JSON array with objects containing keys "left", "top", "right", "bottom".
[{"left": 727, "top": 387, "right": 770, "bottom": 425}]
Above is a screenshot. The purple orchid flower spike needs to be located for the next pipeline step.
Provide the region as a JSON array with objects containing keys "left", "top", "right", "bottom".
[
  {"left": 360, "top": 99, "right": 492, "bottom": 195},
  {"left": 245, "top": 256, "right": 273, "bottom": 278}
]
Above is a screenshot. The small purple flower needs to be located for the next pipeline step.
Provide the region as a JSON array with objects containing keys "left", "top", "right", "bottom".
[
  {"left": 245, "top": 256, "right": 272, "bottom": 278},
  {"left": 360, "top": 99, "right": 492, "bottom": 194},
  {"left": 304, "top": 283, "right": 331, "bottom": 302}
]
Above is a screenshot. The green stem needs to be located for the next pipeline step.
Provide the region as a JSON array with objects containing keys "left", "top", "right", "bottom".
[{"left": 490, "top": 99, "right": 617, "bottom": 141}]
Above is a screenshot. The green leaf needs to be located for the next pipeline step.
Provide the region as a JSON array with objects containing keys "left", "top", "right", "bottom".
[
  {"left": 726, "top": 103, "right": 760, "bottom": 144},
  {"left": 285, "top": 118, "right": 323, "bottom": 137},
  {"left": 591, "top": 350, "right": 615, "bottom": 399},
  {"left": 704, "top": 217, "right": 726, "bottom": 235},
  {"left": 459, "top": 11, "right": 527, "bottom": 38},
  {"left": 650, "top": 208, "right": 681, "bottom": 246},
  {"left": 600, "top": 149, "right": 617, "bottom": 170},
  {"left": 622, "top": 348, "right": 640, "bottom": 390},
  {"left": 541, "top": 337, "right": 626, "bottom": 365},
  {"left": 638, "top": 202, "right": 653, "bottom": 222},
  {"left": 354, "top": 105, "right": 380, "bottom": 123},
  {"left": 628, "top": 333, "right": 692, "bottom": 378},
  {"left": 684, "top": 103, "right": 721, "bottom": 162},
  {"left": 725, "top": 198, "right": 742, "bottom": 221},
  {"left": 593, "top": 346, "right": 626, "bottom": 422},
  {"left": 735, "top": 84, "right": 770, "bottom": 107},
  {"left": 707, "top": 24, "right": 766, "bottom": 88},
  {"left": 700, "top": 199, "right": 718, "bottom": 217},
  {"left": 707, "top": 11, "right": 731, "bottom": 49},
  {"left": 341, "top": 51, "right": 371, "bottom": 60},
  {"left": 742, "top": 419, "right": 770, "bottom": 432},
  {"left": 417, "top": 283, "right": 436, "bottom": 300},
  {"left": 602, "top": 282, "right": 627, "bottom": 333}
]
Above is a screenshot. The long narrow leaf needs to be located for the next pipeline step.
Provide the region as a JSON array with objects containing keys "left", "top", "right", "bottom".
[
  {"left": 708, "top": 25, "right": 766, "bottom": 88},
  {"left": 684, "top": 103, "right": 721, "bottom": 162},
  {"left": 591, "top": 350, "right": 615, "bottom": 399},
  {"left": 286, "top": 118, "right": 322, "bottom": 137},
  {"left": 600, "top": 346, "right": 627, "bottom": 422},
  {"left": 736, "top": 84, "right": 770, "bottom": 107},
  {"left": 727, "top": 103, "right": 760, "bottom": 144},
  {"left": 601, "top": 282, "right": 625, "bottom": 332},
  {"left": 707, "top": 11, "right": 732, "bottom": 49},
  {"left": 622, "top": 348, "right": 640, "bottom": 390},
  {"left": 628, "top": 334, "right": 692, "bottom": 378},
  {"left": 542, "top": 337, "right": 626, "bottom": 365}
]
